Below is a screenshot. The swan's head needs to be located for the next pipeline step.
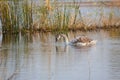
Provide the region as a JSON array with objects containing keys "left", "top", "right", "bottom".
[
  {"left": 56, "top": 34, "right": 62, "bottom": 41},
  {"left": 55, "top": 34, "right": 66, "bottom": 41}
]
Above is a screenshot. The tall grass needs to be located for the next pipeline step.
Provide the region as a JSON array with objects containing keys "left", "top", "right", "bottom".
[
  {"left": 0, "top": 0, "right": 120, "bottom": 33},
  {"left": 0, "top": 0, "right": 33, "bottom": 33},
  {"left": 0, "top": 1, "right": 11, "bottom": 32},
  {"left": 32, "top": 0, "right": 84, "bottom": 32},
  {"left": 22, "top": 0, "right": 33, "bottom": 30}
]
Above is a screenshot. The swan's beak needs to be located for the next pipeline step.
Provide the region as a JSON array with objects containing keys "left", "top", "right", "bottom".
[
  {"left": 55, "top": 37, "right": 58, "bottom": 42},
  {"left": 55, "top": 35, "right": 61, "bottom": 42}
]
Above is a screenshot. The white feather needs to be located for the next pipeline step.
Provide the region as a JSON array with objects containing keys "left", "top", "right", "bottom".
[{"left": 56, "top": 34, "right": 97, "bottom": 46}]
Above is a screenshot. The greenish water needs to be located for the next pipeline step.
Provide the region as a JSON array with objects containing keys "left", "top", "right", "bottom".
[{"left": 0, "top": 29, "right": 120, "bottom": 80}]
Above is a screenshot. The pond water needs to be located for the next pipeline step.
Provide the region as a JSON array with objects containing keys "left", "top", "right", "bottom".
[{"left": 0, "top": 29, "right": 120, "bottom": 80}]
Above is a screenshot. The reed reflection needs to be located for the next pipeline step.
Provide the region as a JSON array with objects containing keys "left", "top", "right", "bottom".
[{"left": 0, "top": 33, "right": 20, "bottom": 80}]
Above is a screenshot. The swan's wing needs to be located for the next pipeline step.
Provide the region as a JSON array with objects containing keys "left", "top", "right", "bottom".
[
  {"left": 70, "top": 36, "right": 93, "bottom": 44},
  {"left": 81, "top": 36, "right": 92, "bottom": 43}
]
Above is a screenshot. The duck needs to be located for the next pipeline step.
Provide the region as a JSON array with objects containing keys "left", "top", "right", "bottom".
[{"left": 56, "top": 34, "right": 97, "bottom": 46}]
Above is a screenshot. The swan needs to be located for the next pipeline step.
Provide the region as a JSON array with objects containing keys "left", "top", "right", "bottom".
[{"left": 56, "top": 34, "right": 97, "bottom": 46}]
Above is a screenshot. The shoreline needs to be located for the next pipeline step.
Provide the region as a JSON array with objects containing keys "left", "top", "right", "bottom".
[{"left": 1, "top": 25, "right": 120, "bottom": 34}]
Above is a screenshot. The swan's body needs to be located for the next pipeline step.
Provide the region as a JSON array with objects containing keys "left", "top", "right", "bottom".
[{"left": 56, "top": 34, "right": 97, "bottom": 46}]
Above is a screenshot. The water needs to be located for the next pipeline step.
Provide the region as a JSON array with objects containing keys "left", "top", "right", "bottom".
[{"left": 0, "top": 29, "right": 120, "bottom": 80}]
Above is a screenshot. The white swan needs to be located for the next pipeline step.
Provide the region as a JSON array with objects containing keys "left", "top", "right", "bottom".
[{"left": 56, "top": 34, "right": 97, "bottom": 46}]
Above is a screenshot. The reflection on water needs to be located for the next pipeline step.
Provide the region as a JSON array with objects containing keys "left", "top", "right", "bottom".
[{"left": 0, "top": 29, "right": 120, "bottom": 80}]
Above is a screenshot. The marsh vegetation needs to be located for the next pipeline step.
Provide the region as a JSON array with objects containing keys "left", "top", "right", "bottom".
[{"left": 0, "top": 0, "right": 120, "bottom": 33}]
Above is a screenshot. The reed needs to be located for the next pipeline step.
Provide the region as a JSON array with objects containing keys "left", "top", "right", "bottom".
[
  {"left": 0, "top": 0, "right": 33, "bottom": 33},
  {"left": 0, "top": 0, "right": 119, "bottom": 33},
  {"left": 22, "top": 0, "right": 33, "bottom": 30},
  {"left": 0, "top": 1, "right": 11, "bottom": 32},
  {"left": 32, "top": 0, "right": 84, "bottom": 32}
]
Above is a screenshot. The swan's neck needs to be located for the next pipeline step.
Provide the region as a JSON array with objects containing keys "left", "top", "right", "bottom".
[{"left": 62, "top": 35, "right": 69, "bottom": 44}]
